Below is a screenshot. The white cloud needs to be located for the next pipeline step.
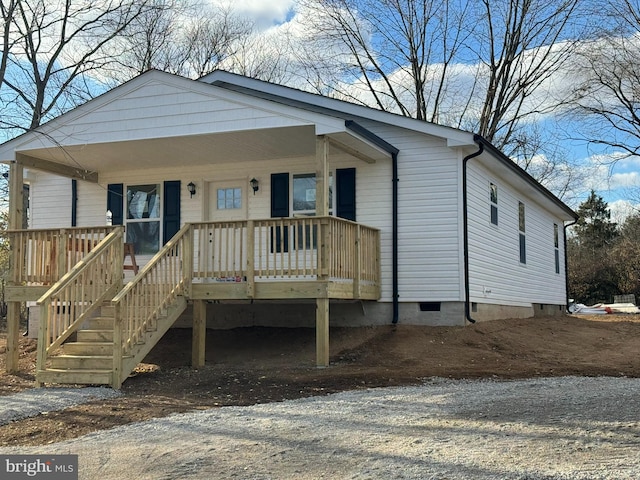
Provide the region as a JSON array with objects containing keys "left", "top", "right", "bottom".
[
  {"left": 609, "top": 199, "right": 640, "bottom": 224},
  {"left": 210, "top": 0, "right": 295, "bottom": 29},
  {"left": 610, "top": 171, "right": 640, "bottom": 189}
]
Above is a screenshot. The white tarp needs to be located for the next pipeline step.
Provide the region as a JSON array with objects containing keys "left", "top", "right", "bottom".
[{"left": 570, "top": 302, "right": 640, "bottom": 314}]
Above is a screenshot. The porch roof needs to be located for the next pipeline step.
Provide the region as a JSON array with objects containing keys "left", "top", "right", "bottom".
[{"left": 0, "top": 70, "right": 392, "bottom": 180}]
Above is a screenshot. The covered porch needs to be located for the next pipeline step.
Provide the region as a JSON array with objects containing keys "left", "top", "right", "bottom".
[{"left": 3, "top": 122, "right": 390, "bottom": 385}]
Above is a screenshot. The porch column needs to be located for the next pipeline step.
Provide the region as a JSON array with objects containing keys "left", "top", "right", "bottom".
[
  {"left": 315, "top": 135, "right": 330, "bottom": 367},
  {"left": 191, "top": 300, "right": 207, "bottom": 368},
  {"left": 6, "top": 161, "right": 24, "bottom": 373}
]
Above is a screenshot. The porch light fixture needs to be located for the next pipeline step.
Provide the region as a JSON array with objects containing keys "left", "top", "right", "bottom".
[
  {"left": 250, "top": 178, "right": 259, "bottom": 194},
  {"left": 187, "top": 181, "right": 196, "bottom": 198}
]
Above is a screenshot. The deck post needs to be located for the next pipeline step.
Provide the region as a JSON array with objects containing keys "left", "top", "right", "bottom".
[
  {"left": 6, "top": 161, "right": 24, "bottom": 374},
  {"left": 315, "top": 136, "right": 330, "bottom": 367},
  {"left": 191, "top": 299, "right": 207, "bottom": 368},
  {"left": 353, "top": 224, "right": 361, "bottom": 299},
  {"left": 316, "top": 297, "right": 329, "bottom": 367},
  {"left": 112, "top": 302, "right": 124, "bottom": 389},
  {"left": 246, "top": 220, "right": 255, "bottom": 298}
]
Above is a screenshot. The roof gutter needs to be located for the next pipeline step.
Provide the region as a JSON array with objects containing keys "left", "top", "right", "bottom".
[
  {"left": 473, "top": 135, "right": 578, "bottom": 220},
  {"left": 462, "top": 142, "right": 485, "bottom": 324}
]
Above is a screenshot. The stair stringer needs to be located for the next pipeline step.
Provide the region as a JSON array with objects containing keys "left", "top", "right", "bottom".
[{"left": 114, "top": 296, "right": 188, "bottom": 388}]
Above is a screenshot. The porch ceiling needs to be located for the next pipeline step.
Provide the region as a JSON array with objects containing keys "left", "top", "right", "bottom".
[
  {"left": 15, "top": 125, "right": 388, "bottom": 178},
  {"left": 19, "top": 126, "right": 315, "bottom": 174}
]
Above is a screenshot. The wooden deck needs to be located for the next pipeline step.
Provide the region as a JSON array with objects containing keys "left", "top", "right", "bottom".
[{"left": 5, "top": 218, "right": 381, "bottom": 387}]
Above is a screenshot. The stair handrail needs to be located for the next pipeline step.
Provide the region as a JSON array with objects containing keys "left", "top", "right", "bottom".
[
  {"left": 111, "top": 223, "right": 192, "bottom": 359},
  {"left": 35, "top": 227, "right": 125, "bottom": 373}
]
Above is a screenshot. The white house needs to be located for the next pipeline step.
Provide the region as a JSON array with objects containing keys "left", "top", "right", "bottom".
[{"left": 0, "top": 70, "right": 577, "bottom": 387}]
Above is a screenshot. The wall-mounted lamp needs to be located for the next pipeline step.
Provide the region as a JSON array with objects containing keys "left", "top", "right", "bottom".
[
  {"left": 250, "top": 178, "right": 259, "bottom": 194},
  {"left": 187, "top": 181, "right": 196, "bottom": 198}
]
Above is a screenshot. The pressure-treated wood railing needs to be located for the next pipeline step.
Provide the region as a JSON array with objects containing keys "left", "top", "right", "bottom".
[
  {"left": 35, "top": 227, "right": 124, "bottom": 374},
  {"left": 191, "top": 216, "right": 380, "bottom": 285},
  {"left": 112, "top": 224, "right": 192, "bottom": 363},
  {"left": 7, "top": 226, "right": 117, "bottom": 285}
]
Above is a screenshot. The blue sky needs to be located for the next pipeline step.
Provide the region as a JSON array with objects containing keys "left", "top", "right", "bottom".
[{"left": 4, "top": 0, "right": 638, "bottom": 220}]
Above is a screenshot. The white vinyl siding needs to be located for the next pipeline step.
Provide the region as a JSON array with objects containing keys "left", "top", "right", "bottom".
[
  {"left": 356, "top": 121, "right": 463, "bottom": 302},
  {"left": 29, "top": 173, "right": 72, "bottom": 229},
  {"left": 466, "top": 161, "right": 567, "bottom": 306}
]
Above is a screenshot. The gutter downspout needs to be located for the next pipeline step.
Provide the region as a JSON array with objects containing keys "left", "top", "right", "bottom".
[
  {"left": 462, "top": 142, "right": 485, "bottom": 324},
  {"left": 564, "top": 220, "right": 578, "bottom": 312},
  {"left": 392, "top": 151, "right": 399, "bottom": 324}
]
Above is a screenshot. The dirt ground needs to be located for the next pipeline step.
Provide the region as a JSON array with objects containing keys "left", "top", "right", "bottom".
[{"left": 0, "top": 314, "right": 639, "bottom": 448}]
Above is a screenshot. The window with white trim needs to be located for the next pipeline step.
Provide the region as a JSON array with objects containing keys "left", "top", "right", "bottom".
[
  {"left": 490, "top": 182, "right": 498, "bottom": 225},
  {"left": 554, "top": 223, "right": 560, "bottom": 274},
  {"left": 518, "top": 201, "right": 526, "bottom": 264},
  {"left": 292, "top": 173, "right": 333, "bottom": 216},
  {"left": 126, "top": 184, "right": 161, "bottom": 255}
]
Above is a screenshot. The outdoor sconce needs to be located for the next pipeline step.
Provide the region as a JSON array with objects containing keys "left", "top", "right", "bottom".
[
  {"left": 187, "top": 181, "right": 196, "bottom": 198},
  {"left": 250, "top": 177, "right": 259, "bottom": 194}
]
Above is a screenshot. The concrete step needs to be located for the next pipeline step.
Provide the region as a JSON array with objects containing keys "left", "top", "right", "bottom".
[
  {"left": 37, "top": 369, "right": 113, "bottom": 386},
  {"left": 62, "top": 342, "right": 114, "bottom": 356},
  {"left": 50, "top": 355, "right": 113, "bottom": 370},
  {"left": 76, "top": 330, "right": 114, "bottom": 342}
]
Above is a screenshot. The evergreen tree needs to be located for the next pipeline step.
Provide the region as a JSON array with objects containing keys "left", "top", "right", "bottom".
[
  {"left": 568, "top": 191, "right": 619, "bottom": 304},
  {"left": 573, "top": 190, "right": 618, "bottom": 250}
]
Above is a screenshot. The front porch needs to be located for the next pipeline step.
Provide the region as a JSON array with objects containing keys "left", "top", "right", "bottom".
[{"left": 4, "top": 218, "right": 380, "bottom": 387}]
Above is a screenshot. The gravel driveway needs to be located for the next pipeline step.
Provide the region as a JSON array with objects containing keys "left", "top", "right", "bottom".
[{"left": 2, "top": 376, "right": 639, "bottom": 479}]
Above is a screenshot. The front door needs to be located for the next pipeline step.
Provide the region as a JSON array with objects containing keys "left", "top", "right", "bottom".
[{"left": 202, "top": 181, "right": 247, "bottom": 280}]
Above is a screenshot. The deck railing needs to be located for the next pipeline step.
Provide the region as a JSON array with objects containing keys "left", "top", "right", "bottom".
[
  {"left": 35, "top": 228, "right": 124, "bottom": 372},
  {"left": 112, "top": 223, "right": 192, "bottom": 358},
  {"left": 191, "top": 216, "right": 380, "bottom": 285},
  {"left": 7, "top": 226, "right": 117, "bottom": 285}
]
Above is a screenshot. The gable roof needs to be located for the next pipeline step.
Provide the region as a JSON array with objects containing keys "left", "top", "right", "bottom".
[
  {"left": 200, "top": 70, "right": 475, "bottom": 148},
  {"left": 0, "top": 68, "right": 576, "bottom": 220},
  {"left": 201, "top": 70, "right": 577, "bottom": 221}
]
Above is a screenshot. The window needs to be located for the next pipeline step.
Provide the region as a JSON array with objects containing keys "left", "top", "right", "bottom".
[
  {"left": 292, "top": 173, "right": 333, "bottom": 216},
  {"left": 554, "top": 223, "right": 560, "bottom": 274},
  {"left": 518, "top": 202, "right": 526, "bottom": 264},
  {"left": 217, "top": 187, "right": 242, "bottom": 210},
  {"left": 490, "top": 183, "right": 498, "bottom": 225},
  {"left": 126, "top": 184, "right": 160, "bottom": 255}
]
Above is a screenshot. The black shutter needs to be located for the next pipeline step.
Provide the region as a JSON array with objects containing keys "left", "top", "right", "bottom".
[
  {"left": 271, "top": 173, "right": 289, "bottom": 252},
  {"left": 163, "top": 180, "right": 181, "bottom": 244},
  {"left": 336, "top": 168, "right": 356, "bottom": 221},
  {"left": 107, "top": 183, "right": 123, "bottom": 225},
  {"left": 271, "top": 173, "right": 289, "bottom": 217},
  {"left": 71, "top": 179, "right": 77, "bottom": 227}
]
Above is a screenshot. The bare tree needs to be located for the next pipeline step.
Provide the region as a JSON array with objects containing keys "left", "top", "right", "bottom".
[
  {"left": 568, "top": 0, "right": 640, "bottom": 160},
  {"left": 474, "top": 0, "right": 581, "bottom": 151},
  {"left": 0, "top": 0, "right": 20, "bottom": 88},
  {"left": 297, "top": 0, "right": 473, "bottom": 121},
  {"left": 107, "top": 0, "right": 254, "bottom": 81},
  {"left": 1, "top": 0, "right": 152, "bottom": 135}
]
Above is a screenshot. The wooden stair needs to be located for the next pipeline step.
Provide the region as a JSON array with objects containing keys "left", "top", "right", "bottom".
[{"left": 36, "top": 297, "right": 188, "bottom": 388}]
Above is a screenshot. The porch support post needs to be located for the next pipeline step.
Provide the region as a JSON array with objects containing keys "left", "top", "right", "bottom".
[
  {"left": 6, "top": 161, "right": 24, "bottom": 374},
  {"left": 316, "top": 297, "right": 329, "bottom": 367},
  {"left": 315, "top": 136, "right": 330, "bottom": 367},
  {"left": 191, "top": 300, "right": 207, "bottom": 368}
]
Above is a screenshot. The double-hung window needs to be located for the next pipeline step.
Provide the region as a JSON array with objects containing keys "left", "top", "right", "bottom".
[
  {"left": 554, "top": 223, "right": 560, "bottom": 274},
  {"left": 518, "top": 202, "right": 526, "bottom": 264},
  {"left": 292, "top": 173, "right": 333, "bottom": 216},
  {"left": 126, "top": 184, "right": 161, "bottom": 255},
  {"left": 490, "top": 183, "right": 498, "bottom": 226}
]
